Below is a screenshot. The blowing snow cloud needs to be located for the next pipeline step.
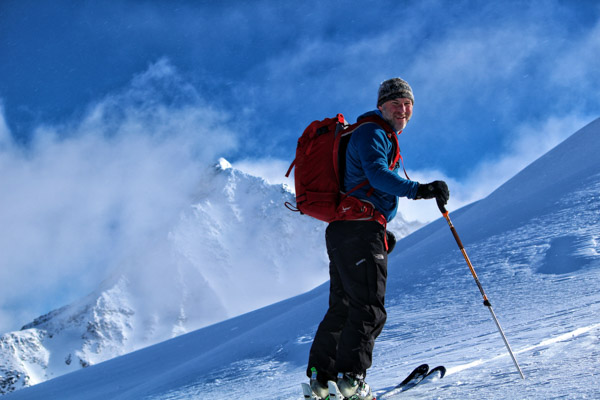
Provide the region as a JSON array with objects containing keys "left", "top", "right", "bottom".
[{"left": 0, "top": 59, "right": 237, "bottom": 333}]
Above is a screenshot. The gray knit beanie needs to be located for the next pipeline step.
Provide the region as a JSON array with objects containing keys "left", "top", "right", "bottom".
[{"left": 377, "top": 78, "right": 414, "bottom": 107}]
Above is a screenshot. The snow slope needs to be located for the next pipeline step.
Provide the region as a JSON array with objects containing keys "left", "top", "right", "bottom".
[{"left": 4, "top": 118, "right": 600, "bottom": 399}]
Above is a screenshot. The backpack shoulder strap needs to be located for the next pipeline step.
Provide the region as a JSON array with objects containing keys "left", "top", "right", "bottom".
[{"left": 346, "top": 115, "right": 409, "bottom": 179}]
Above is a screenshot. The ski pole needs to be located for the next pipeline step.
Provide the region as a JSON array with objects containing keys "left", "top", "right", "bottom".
[{"left": 436, "top": 199, "right": 525, "bottom": 379}]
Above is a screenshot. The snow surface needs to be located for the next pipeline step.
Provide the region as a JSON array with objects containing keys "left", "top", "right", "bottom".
[{"left": 4, "top": 118, "right": 600, "bottom": 399}]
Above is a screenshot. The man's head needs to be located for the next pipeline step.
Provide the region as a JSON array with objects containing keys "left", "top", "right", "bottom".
[
  {"left": 377, "top": 78, "right": 414, "bottom": 107},
  {"left": 377, "top": 78, "right": 414, "bottom": 132}
]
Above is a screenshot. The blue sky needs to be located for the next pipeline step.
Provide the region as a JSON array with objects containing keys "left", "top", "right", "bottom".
[
  {"left": 2, "top": 1, "right": 599, "bottom": 193},
  {"left": 0, "top": 0, "right": 599, "bottom": 331},
  {"left": 2, "top": 1, "right": 599, "bottom": 172}
]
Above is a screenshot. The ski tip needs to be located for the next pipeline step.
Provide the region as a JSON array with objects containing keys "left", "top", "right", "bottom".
[
  {"left": 416, "top": 363, "right": 429, "bottom": 372},
  {"left": 398, "top": 363, "right": 429, "bottom": 386},
  {"left": 427, "top": 365, "right": 447, "bottom": 379}
]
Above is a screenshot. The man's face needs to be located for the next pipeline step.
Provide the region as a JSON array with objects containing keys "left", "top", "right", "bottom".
[{"left": 378, "top": 97, "right": 413, "bottom": 132}]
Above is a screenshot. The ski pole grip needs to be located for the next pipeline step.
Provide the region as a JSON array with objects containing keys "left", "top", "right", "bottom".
[{"left": 436, "top": 198, "right": 448, "bottom": 215}]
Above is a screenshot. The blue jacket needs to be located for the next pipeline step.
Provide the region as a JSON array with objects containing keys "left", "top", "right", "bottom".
[{"left": 344, "top": 110, "right": 419, "bottom": 222}]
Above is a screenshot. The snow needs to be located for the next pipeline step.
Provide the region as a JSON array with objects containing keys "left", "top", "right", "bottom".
[{"left": 3, "top": 118, "right": 600, "bottom": 399}]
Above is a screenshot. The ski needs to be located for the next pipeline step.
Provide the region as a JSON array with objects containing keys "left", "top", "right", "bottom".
[
  {"left": 302, "top": 364, "right": 445, "bottom": 400},
  {"left": 379, "top": 363, "right": 429, "bottom": 397},
  {"left": 301, "top": 382, "right": 318, "bottom": 399},
  {"left": 377, "top": 364, "right": 446, "bottom": 399}
]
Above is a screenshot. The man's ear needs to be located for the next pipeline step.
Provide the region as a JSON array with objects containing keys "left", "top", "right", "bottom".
[{"left": 377, "top": 105, "right": 383, "bottom": 112}]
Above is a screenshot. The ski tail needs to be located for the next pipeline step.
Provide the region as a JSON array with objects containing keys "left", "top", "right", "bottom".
[
  {"left": 301, "top": 382, "right": 315, "bottom": 399},
  {"left": 328, "top": 381, "right": 343, "bottom": 400}
]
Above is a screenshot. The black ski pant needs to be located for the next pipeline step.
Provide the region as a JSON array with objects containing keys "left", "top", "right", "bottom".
[{"left": 307, "top": 220, "right": 388, "bottom": 384}]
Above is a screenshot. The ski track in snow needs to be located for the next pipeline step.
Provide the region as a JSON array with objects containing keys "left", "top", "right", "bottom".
[{"left": 143, "top": 267, "right": 600, "bottom": 400}]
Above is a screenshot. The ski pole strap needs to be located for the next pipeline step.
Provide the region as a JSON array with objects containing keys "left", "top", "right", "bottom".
[{"left": 436, "top": 198, "right": 448, "bottom": 216}]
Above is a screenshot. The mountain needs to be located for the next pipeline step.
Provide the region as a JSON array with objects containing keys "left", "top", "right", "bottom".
[
  {"left": 0, "top": 157, "right": 423, "bottom": 396},
  {"left": 0, "top": 159, "right": 320, "bottom": 394},
  {"left": 4, "top": 117, "right": 600, "bottom": 399}
]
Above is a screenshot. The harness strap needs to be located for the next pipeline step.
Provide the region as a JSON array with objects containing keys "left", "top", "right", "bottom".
[
  {"left": 398, "top": 154, "right": 410, "bottom": 180},
  {"left": 373, "top": 210, "right": 388, "bottom": 251}
]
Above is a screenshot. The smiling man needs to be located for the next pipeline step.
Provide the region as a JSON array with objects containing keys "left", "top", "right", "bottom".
[{"left": 305, "top": 78, "right": 450, "bottom": 399}]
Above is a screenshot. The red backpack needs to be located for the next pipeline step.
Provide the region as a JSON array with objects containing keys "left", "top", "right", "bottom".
[{"left": 285, "top": 113, "right": 405, "bottom": 224}]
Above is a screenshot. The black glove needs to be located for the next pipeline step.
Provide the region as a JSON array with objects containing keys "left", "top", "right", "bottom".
[
  {"left": 415, "top": 180, "right": 449, "bottom": 205},
  {"left": 386, "top": 230, "right": 396, "bottom": 254}
]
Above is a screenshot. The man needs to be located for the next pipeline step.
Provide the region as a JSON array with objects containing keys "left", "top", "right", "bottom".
[{"left": 306, "top": 78, "right": 449, "bottom": 399}]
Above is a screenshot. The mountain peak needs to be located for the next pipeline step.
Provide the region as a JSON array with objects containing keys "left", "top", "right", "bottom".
[{"left": 216, "top": 157, "right": 232, "bottom": 170}]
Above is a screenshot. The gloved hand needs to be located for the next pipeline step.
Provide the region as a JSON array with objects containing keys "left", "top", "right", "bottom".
[
  {"left": 415, "top": 180, "right": 450, "bottom": 205},
  {"left": 386, "top": 230, "right": 396, "bottom": 254}
]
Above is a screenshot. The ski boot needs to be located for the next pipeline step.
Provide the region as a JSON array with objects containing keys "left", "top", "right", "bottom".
[
  {"left": 301, "top": 367, "right": 330, "bottom": 399},
  {"left": 336, "top": 372, "right": 374, "bottom": 400}
]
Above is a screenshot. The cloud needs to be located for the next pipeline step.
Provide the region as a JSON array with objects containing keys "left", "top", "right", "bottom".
[
  {"left": 0, "top": 59, "right": 237, "bottom": 333},
  {"left": 233, "top": 1, "right": 599, "bottom": 175},
  {"left": 397, "top": 114, "right": 594, "bottom": 223},
  {"left": 0, "top": 103, "right": 11, "bottom": 150},
  {"left": 549, "top": 19, "right": 600, "bottom": 100},
  {"left": 233, "top": 158, "right": 293, "bottom": 187}
]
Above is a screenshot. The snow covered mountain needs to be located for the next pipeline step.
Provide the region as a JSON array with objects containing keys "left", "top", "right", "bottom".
[
  {"left": 4, "top": 117, "right": 600, "bottom": 399},
  {"left": 0, "top": 158, "right": 322, "bottom": 394},
  {"left": 0, "top": 157, "right": 423, "bottom": 396}
]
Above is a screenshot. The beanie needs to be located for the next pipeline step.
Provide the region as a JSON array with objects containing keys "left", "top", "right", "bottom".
[{"left": 377, "top": 78, "right": 414, "bottom": 107}]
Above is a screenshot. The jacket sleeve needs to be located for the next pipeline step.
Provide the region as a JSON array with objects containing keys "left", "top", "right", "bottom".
[{"left": 354, "top": 126, "right": 419, "bottom": 199}]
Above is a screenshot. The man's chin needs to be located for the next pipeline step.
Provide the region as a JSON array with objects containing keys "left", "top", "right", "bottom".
[{"left": 394, "top": 120, "right": 407, "bottom": 131}]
